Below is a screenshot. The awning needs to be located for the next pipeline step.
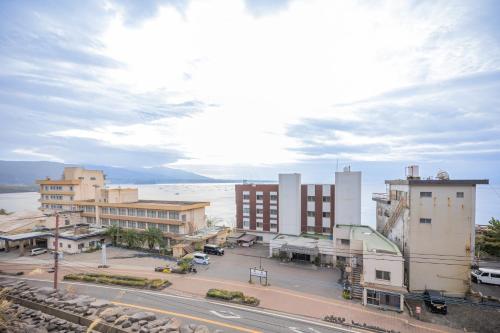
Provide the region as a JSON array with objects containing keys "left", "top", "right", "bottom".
[
  {"left": 0, "top": 232, "right": 52, "bottom": 242},
  {"left": 238, "top": 234, "right": 257, "bottom": 243},
  {"left": 281, "top": 244, "right": 319, "bottom": 255}
]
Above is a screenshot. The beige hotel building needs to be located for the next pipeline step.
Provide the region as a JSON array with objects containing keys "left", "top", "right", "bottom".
[{"left": 37, "top": 167, "right": 209, "bottom": 240}]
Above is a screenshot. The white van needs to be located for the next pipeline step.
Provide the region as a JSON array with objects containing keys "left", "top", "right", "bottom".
[
  {"left": 193, "top": 253, "right": 209, "bottom": 265},
  {"left": 471, "top": 268, "right": 500, "bottom": 285}
]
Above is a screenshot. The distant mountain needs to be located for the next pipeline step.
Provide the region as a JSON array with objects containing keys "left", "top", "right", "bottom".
[{"left": 0, "top": 160, "right": 215, "bottom": 185}]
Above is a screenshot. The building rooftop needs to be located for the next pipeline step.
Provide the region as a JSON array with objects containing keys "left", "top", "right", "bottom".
[
  {"left": 0, "top": 231, "right": 53, "bottom": 241},
  {"left": 77, "top": 199, "right": 209, "bottom": 210},
  {"left": 337, "top": 224, "right": 401, "bottom": 255},
  {"left": 385, "top": 179, "right": 489, "bottom": 186},
  {"left": 58, "top": 226, "right": 107, "bottom": 241}
]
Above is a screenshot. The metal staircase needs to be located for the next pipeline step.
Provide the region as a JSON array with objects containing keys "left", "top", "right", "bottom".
[
  {"left": 382, "top": 198, "right": 406, "bottom": 236},
  {"left": 350, "top": 257, "right": 363, "bottom": 299}
]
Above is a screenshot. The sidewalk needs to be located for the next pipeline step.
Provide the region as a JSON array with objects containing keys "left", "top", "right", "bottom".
[{"left": 0, "top": 260, "right": 458, "bottom": 333}]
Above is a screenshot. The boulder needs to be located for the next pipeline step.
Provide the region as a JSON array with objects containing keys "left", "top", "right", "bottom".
[
  {"left": 146, "top": 319, "right": 170, "bottom": 328},
  {"left": 36, "top": 287, "right": 57, "bottom": 296},
  {"left": 122, "top": 321, "right": 132, "bottom": 328},
  {"left": 163, "top": 318, "right": 181, "bottom": 331},
  {"left": 194, "top": 326, "right": 210, "bottom": 333},
  {"left": 129, "top": 311, "right": 156, "bottom": 322},
  {"left": 115, "top": 315, "right": 129, "bottom": 325}
]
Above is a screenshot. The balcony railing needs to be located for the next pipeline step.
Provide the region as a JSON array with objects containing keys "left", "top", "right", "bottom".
[{"left": 372, "top": 193, "right": 389, "bottom": 202}]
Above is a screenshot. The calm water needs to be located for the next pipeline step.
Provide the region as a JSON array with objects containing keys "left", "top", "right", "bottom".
[{"left": 0, "top": 183, "right": 498, "bottom": 228}]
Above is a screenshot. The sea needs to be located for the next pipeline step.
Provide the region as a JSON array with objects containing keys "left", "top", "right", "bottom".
[{"left": 0, "top": 183, "right": 498, "bottom": 228}]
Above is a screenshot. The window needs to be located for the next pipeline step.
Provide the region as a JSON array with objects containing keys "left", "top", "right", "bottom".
[
  {"left": 127, "top": 221, "right": 137, "bottom": 229},
  {"left": 119, "top": 208, "right": 127, "bottom": 216},
  {"left": 256, "top": 222, "right": 263, "bottom": 229},
  {"left": 158, "top": 224, "right": 168, "bottom": 232},
  {"left": 168, "top": 211, "right": 179, "bottom": 220},
  {"left": 420, "top": 192, "right": 432, "bottom": 198},
  {"left": 243, "top": 194, "right": 250, "bottom": 200},
  {"left": 307, "top": 226, "right": 315, "bottom": 232},
  {"left": 119, "top": 220, "right": 127, "bottom": 227},
  {"left": 59, "top": 243, "right": 63, "bottom": 248},
  {"left": 170, "top": 225, "right": 179, "bottom": 233},
  {"left": 128, "top": 208, "right": 136, "bottom": 216},
  {"left": 366, "top": 289, "right": 380, "bottom": 306},
  {"left": 137, "top": 222, "right": 146, "bottom": 229},
  {"left": 270, "top": 209, "right": 278, "bottom": 215},
  {"left": 340, "top": 239, "right": 350, "bottom": 246},
  {"left": 307, "top": 211, "right": 315, "bottom": 217},
  {"left": 182, "top": 214, "right": 186, "bottom": 222},
  {"left": 256, "top": 209, "right": 263, "bottom": 214},
  {"left": 136, "top": 209, "right": 146, "bottom": 217},
  {"left": 376, "top": 270, "right": 391, "bottom": 281},
  {"left": 256, "top": 195, "right": 263, "bottom": 200},
  {"left": 90, "top": 177, "right": 96, "bottom": 180},
  {"left": 457, "top": 192, "right": 464, "bottom": 198},
  {"left": 147, "top": 210, "right": 157, "bottom": 218},
  {"left": 65, "top": 219, "right": 70, "bottom": 226},
  {"left": 322, "top": 212, "right": 331, "bottom": 218},
  {"left": 101, "top": 207, "right": 109, "bottom": 214},
  {"left": 491, "top": 273, "right": 500, "bottom": 278},
  {"left": 270, "top": 195, "right": 278, "bottom": 201},
  {"left": 243, "top": 208, "right": 250, "bottom": 214},
  {"left": 322, "top": 196, "right": 331, "bottom": 202},
  {"left": 307, "top": 196, "right": 315, "bottom": 202},
  {"left": 78, "top": 243, "right": 84, "bottom": 249},
  {"left": 69, "top": 186, "right": 73, "bottom": 191},
  {"left": 322, "top": 227, "right": 330, "bottom": 233},
  {"left": 419, "top": 218, "right": 432, "bottom": 224},
  {"left": 256, "top": 236, "right": 263, "bottom": 242},
  {"left": 243, "top": 219, "right": 250, "bottom": 228},
  {"left": 109, "top": 207, "right": 117, "bottom": 215},
  {"left": 67, "top": 244, "right": 71, "bottom": 249},
  {"left": 158, "top": 211, "right": 168, "bottom": 219}
]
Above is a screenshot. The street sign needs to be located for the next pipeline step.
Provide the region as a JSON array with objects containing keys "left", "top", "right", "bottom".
[{"left": 250, "top": 268, "right": 267, "bottom": 278}]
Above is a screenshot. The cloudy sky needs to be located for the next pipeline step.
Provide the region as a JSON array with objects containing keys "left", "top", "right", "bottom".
[{"left": 1, "top": 0, "right": 500, "bottom": 184}]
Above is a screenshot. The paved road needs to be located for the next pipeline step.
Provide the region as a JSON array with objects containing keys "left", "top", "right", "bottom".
[{"left": 1, "top": 276, "right": 357, "bottom": 333}]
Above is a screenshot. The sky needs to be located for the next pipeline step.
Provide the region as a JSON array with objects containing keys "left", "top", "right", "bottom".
[{"left": 1, "top": 0, "right": 500, "bottom": 187}]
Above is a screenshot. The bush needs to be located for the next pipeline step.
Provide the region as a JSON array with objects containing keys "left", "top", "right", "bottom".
[
  {"left": 206, "top": 289, "right": 259, "bottom": 306},
  {"left": 63, "top": 273, "right": 168, "bottom": 289}
]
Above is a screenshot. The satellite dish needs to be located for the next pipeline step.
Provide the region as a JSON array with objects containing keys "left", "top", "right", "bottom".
[{"left": 436, "top": 170, "right": 450, "bottom": 180}]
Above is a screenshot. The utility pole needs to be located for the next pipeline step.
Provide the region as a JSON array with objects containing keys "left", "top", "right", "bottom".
[{"left": 53, "top": 213, "right": 60, "bottom": 290}]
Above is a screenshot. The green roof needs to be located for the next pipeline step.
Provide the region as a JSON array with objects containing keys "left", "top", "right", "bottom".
[{"left": 337, "top": 224, "right": 401, "bottom": 255}]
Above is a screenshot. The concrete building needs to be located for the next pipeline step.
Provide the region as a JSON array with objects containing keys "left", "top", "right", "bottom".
[
  {"left": 334, "top": 224, "right": 405, "bottom": 311},
  {"left": 372, "top": 166, "right": 489, "bottom": 296},
  {"left": 37, "top": 167, "right": 210, "bottom": 245},
  {"left": 270, "top": 234, "right": 335, "bottom": 265},
  {"left": 335, "top": 167, "right": 361, "bottom": 225},
  {"left": 47, "top": 225, "right": 108, "bottom": 254},
  {"left": 235, "top": 173, "right": 336, "bottom": 242}
]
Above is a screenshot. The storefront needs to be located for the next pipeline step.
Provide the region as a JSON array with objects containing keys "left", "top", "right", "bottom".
[{"left": 363, "top": 287, "right": 405, "bottom": 312}]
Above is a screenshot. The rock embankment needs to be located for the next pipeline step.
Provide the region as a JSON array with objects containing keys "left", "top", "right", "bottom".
[{"left": 2, "top": 280, "right": 222, "bottom": 333}]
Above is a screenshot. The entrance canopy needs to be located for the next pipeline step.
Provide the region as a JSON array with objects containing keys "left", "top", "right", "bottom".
[
  {"left": 238, "top": 234, "right": 257, "bottom": 243},
  {"left": 0, "top": 231, "right": 52, "bottom": 242}
]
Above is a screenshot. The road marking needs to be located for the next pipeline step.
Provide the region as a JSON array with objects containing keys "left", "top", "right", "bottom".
[
  {"left": 0, "top": 275, "right": 364, "bottom": 333},
  {"left": 112, "top": 300, "right": 259, "bottom": 333},
  {"left": 210, "top": 310, "right": 241, "bottom": 319}
]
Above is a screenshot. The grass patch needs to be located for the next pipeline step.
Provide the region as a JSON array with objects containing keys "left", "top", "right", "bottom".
[
  {"left": 64, "top": 273, "right": 170, "bottom": 290},
  {"left": 206, "top": 289, "right": 260, "bottom": 306}
]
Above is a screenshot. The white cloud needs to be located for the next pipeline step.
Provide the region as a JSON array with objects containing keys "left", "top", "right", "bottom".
[
  {"left": 12, "top": 149, "right": 64, "bottom": 163},
  {"left": 48, "top": 0, "right": 500, "bottom": 171}
]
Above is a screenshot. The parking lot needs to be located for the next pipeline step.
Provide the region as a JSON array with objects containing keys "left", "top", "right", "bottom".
[{"left": 1, "top": 244, "right": 343, "bottom": 299}]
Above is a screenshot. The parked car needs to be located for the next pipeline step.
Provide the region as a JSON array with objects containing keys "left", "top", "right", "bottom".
[
  {"left": 30, "top": 248, "right": 47, "bottom": 256},
  {"left": 193, "top": 252, "right": 210, "bottom": 265},
  {"left": 471, "top": 268, "right": 500, "bottom": 285},
  {"left": 423, "top": 290, "right": 447, "bottom": 314},
  {"left": 203, "top": 244, "right": 224, "bottom": 256}
]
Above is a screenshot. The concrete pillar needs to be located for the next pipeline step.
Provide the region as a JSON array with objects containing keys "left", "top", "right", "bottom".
[
  {"left": 5, "top": 240, "right": 10, "bottom": 252},
  {"left": 19, "top": 240, "right": 25, "bottom": 256}
]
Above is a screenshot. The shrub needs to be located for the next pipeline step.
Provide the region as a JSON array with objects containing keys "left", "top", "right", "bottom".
[
  {"left": 206, "top": 289, "right": 259, "bottom": 306},
  {"left": 63, "top": 273, "right": 168, "bottom": 290}
]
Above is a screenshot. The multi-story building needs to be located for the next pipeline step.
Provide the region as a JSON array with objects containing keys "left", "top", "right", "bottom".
[
  {"left": 235, "top": 169, "right": 362, "bottom": 242},
  {"left": 334, "top": 224, "right": 405, "bottom": 312},
  {"left": 372, "top": 166, "right": 489, "bottom": 296},
  {"left": 36, "top": 168, "right": 210, "bottom": 243}
]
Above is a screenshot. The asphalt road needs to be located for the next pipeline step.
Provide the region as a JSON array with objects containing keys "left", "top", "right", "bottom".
[{"left": 1, "top": 276, "right": 358, "bottom": 333}]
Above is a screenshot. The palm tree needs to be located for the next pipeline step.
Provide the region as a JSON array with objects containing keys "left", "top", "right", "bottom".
[
  {"left": 142, "top": 227, "right": 164, "bottom": 250},
  {"left": 105, "top": 225, "right": 121, "bottom": 246},
  {"left": 123, "top": 229, "right": 142, "bottom": 249}
]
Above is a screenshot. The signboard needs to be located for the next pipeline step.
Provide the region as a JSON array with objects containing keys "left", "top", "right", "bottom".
[{"left": 250, "top": 268, "right": 267, "bottom": 278}]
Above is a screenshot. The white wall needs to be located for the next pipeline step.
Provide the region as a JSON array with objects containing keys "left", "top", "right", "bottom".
[
  {"left": 279, "top": 173, "right": 302, "bottom": 236},
  {"left": 363, "top": 252, "right": 404, "bottom": 288},
  {"left": 335, "top": 170, "right": 362, "bottom": 225}
]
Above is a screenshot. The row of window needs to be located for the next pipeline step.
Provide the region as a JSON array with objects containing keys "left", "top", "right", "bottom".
[
  {"left": 53, "top": 240, "right": 100, "bottom": 250},
  {"left": 243, "top": 208, "right": 278, "bottom": 215},
  {"left": 307, "top": 196, "right": 331, "bottom": 202},
  {"left": 97, "top": 207, "right": 183, "bottom": 221},
  {"left": 101, "top": 218, "right": 179, "bottom": 233},
  {"left": 306, "top": 226, "right": 331, "bottom": 233},
  {"left": 307, "top": 211, "right": 331, "bottom": 218},
  {"left": 243, "top": 194, "right": 279, "bottom": 201},
  {"left": 44, "top": 185, "right": 69, "bottom": 191},
  {"left": 420, "top": 191, "right": 464, "bottom": 198},
  {"left": 42, "top": 204, "right": 63, "bottom": 209},
  {"left": 43, "top": 194, "right": 73, "bottom": 201}
]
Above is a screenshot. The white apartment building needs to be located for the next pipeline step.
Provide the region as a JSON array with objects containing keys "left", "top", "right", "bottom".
[
  {"left": 335, "top": 167, "right": 361, "bottom": 225},
  {"left": 372, "top": 166, "right": 489, "bottom": 296}
]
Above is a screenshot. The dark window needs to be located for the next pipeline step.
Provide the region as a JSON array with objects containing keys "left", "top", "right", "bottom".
[
  {"left": 322, "top": 196, "right": 331, "bottom": 202},
  {"left": 307, "top": 211, "right": 315, "bottom": 217},
  {"left": 491, "top": 273, "right": 500, "bottom": 278},
  {"left": 67, "top": 244, "right": 71, "bottom": 249},
  {"left": 376, "top": 270, "right": 391, "bottom": 281},
  {"left": 322, "top": 227, "right": 330, "bottom": 233},
  {"left": 256, "top": 195, "right": 263, "bottom": 200},
  {"left": 456, "top": 192, "right": 464, "bottom": 198},
  {"left": 270, "top": 195, "right": 278, "bottom": 201},
  {"left": 270, "top": 209, "right": 278, "bottom": 215},
  {"left": 340, "top": 239, "right": 350, "bottom": 245},
  {"left": 322, "top": 212, "right": 331, "bottom": 218},
  {"left": 307, "top": 196, "right": 315, "bottom": 202},
  {"left": 420, "top": 218, "right": 432, "bottom": 224},
  {"left": 420, "top": 192, "right": 432, "bottom": 198},
  {"left": 256, "top": 209, "right": 263, "bottom": 214},
  {"left": 243, "top": 194, "right": 250, "bottom": 200}
]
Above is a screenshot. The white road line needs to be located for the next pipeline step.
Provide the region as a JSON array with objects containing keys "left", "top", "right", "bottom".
[
  {"left": 210, "top": 310, "right": 241, "bottom": 319},
  {"left": 0, "top": 275, "right": 361, "bottom": 333}
]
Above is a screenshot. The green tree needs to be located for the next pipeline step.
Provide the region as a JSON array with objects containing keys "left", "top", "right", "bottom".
[
  {"left": 105, "top": 225, "right": 121, "bottom": 246},
  {"left": 0, "top": 208, "right": 10, "bottom": 215},
  {"left": 123, "top": 228, "right": 142, "bottom": 248},
  {"left": 142, "top": 227, "right": 164, "bottom": 250},
  {"left": 477, "top": 217, "right": 500, "bottom": 257}
]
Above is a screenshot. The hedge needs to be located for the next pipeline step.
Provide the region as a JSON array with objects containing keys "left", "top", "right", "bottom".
[
  {"left": 206, "top": 288, "right": 260, "bottom": 306},
  {"left": 63, "top": 273, "right": 170, "bottom": 289}
]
